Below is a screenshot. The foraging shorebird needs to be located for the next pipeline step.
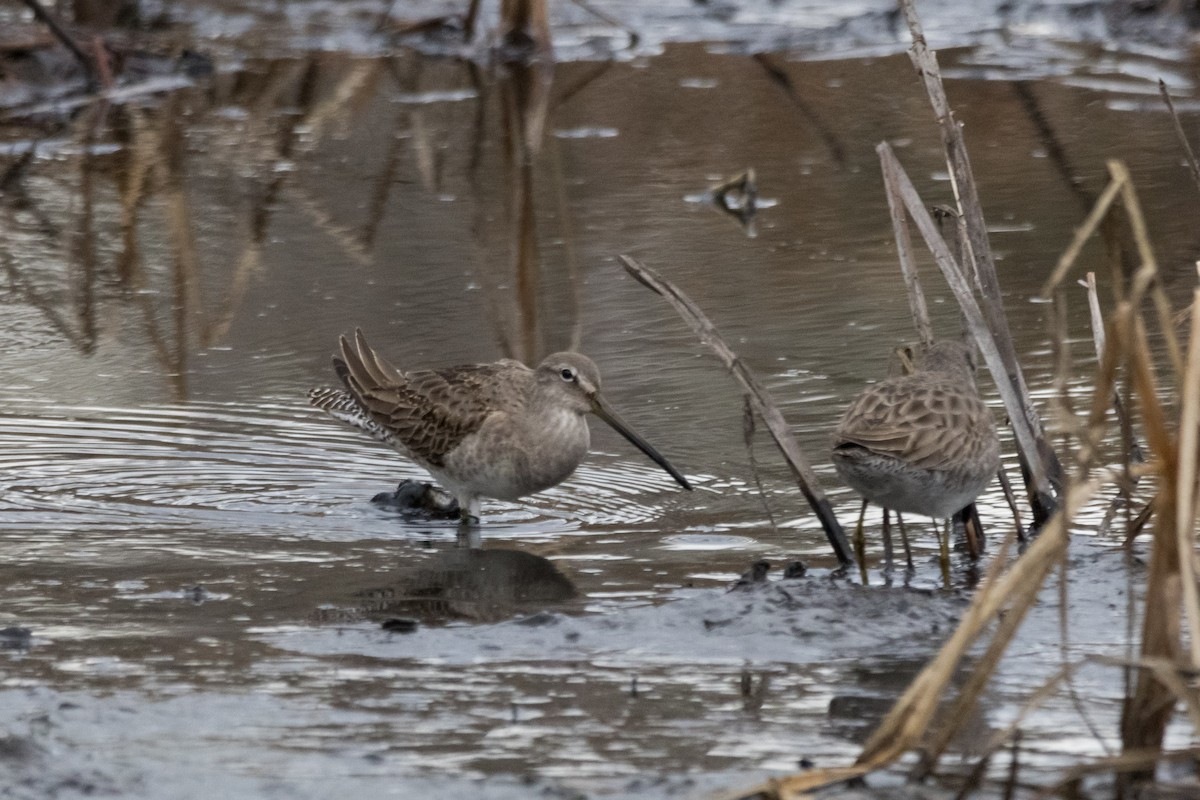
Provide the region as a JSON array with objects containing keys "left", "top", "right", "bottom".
[
  {"left": 830, "top": 340, "right": 1000, "bottom": 562},
  {"left": 309, "top": 330, "right": 692, "bottom": 522}
]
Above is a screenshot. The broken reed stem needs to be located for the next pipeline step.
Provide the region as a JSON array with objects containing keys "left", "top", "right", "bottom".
[
  {"left": 878, "top": 142, "right": 1058, "bottom": 513},
  {"left": 1113, "top": 161, "right": 1186, "bottom": 385},
  {"left": 996, "top": 465, "right": 1026, "bottom": 543},
  {"left": 1104, "top": 654, "right": 1200, "bottom": 733},
  {"left": 881, "top": 159, "right": 934, "bottom": 347},
  {"left": 1042, "top": 178, "right": 1124, "bottom": 297},
  {"left": 1159, "top": 79, "right": 1200, "bottom": 197},
  {"left": 1118, "top": 309, "right": 1182, "bottom": 774},
  {"left": 742, "top": 394, "right": 780, "bottom": 533},
  {"left": 1042, "top": 746, "right": 1200, "bottom": 798},
  {"left": 1045, "top": 162, "right": 1184, "bottom": 394},
  {"left": 1175, "top": 290, "right": 1200, "bottom": 668},
  {"left": 618, "top": 255, "right": 854, "bottom": 566},
  {"left": 899, "top": 0, "right": 1064, "bottom": 520},
  {"left": 1085, "top": 272, "right": 1144, "bottom": 467},
  {"left": 919, "top": 529, "right": 1033, "bottom": 770},
  {"left": 1084, "top": 272, "right": 1106, "bottom": 355}
]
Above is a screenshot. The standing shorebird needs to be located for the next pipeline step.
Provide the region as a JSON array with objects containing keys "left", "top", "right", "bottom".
[
  {"left": 830, "top": 340, "right": 1000, "bottom": 568},
  {"left": 309, "top": 330, "right": 692, "bottom": 522}
]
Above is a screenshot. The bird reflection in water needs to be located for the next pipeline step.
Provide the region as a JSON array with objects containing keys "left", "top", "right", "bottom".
[{"left": 355, "top": 544, "right": 577, "bottom": 627}]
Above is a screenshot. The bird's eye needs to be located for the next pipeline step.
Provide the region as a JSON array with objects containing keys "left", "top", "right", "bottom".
[{"left": 560, "top": 367, "right": 575, "bottom": 381}]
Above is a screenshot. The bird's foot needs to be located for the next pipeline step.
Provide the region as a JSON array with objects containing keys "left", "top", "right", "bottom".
[{"left": 371, "top": 479, "right": 461, "bottom": 519}]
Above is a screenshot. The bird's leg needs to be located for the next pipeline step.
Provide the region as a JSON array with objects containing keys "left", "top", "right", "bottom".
[
  {"left": 881, "top": 507, "right": 895, "bottom": 577},
  {"left": 896, "top": 512, "right": 914, "bottom": 572},
  {"left": 456, "top": 496, "right": 482, "bottom": 548},
  {"left": 458, "top": 496, "right": 482, "bottom": 526},
  {"left": 854, "top": 499, "right": 869, "bottom": 586},
  {"left": 961, "top": 504, "right": 983, "bottom": 561},
  {"left": 938, "top": 518, "right": 951, "bottom": 588}
]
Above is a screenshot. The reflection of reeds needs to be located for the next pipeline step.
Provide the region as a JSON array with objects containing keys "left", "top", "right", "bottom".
[{"left": 499, "top": 0, "right": 552, "bottom": 55}]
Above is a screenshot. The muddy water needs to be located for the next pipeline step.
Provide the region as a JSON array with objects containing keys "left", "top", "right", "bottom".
[{"left": 1, "top": 14, "right": 1199, "bottom": 799}]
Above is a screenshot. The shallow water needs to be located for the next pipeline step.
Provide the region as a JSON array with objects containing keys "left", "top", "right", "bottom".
[{"left": 2, "top": 3, "right": 1199, "bottom": 798}]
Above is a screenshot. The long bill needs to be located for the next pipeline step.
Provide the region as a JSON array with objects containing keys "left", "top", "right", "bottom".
[{"left": 590, "top": 394, "right": 692, "bottom": 491}]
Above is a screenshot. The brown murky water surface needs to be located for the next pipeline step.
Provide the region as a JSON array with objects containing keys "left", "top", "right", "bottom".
[{"left": 2, "top": 3, "right": 1200, "bottom": 797}]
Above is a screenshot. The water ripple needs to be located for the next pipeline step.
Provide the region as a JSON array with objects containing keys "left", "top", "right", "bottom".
[{"left": 0, "top": 401, "right": 697, "bottom": 539}]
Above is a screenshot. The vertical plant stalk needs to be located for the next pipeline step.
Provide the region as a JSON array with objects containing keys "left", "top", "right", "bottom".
[
  {"left": 1112, "top": 161, "right": 1186, "bottom": 383},
  {"left": 1158, "top": 79, "right": 1200, "bottom": 197},
  {"left": 742, "top": 394, "right": 780, "bottom": 533},
  {"left": 899, "top": 0, "right": 1064, "bottom": 520},
  {"left": 1043, "top": 164, "right": 1182, "bottom": 382},
  {"left": 880, "top": 161, "right": 933, "bottom": 347},
  {"left": 1173, "top": 290, "right": 1200, "bottom": 668},
  {"left": 878, "top": 143, "right": 1057, "bottom": 513},
  {"left": 1118, "top": 310, "right": 1183, "bottom": 779},
  {"left": 619, "top": 255, "right": 854, "bottom": 566},
  {"left": 1085, "top": 272, "right": 1143, "bottom": 467}
]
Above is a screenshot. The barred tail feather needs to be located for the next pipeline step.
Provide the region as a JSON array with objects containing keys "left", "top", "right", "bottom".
[{"left": 308, "top": 386, "right": 398, "bottom": 448}]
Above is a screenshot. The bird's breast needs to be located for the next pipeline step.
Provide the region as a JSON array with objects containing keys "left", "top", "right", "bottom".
[{"left": 441, "top": 408, "right": 590, "bottom": 501}]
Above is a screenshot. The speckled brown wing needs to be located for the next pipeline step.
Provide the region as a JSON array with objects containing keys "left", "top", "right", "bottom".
[
  {"left": 335, "top": 330, "right": 531, "bottom": 467},
  {"left": 833, "top": 375, "right": 995, "bottom": 472}
]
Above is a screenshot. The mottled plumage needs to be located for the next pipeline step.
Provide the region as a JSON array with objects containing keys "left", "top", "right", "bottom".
[
  {"left": 831, "top": 340, "right": 999, "bottom": 521},
  {"left": 310, "top": 329, "right": 690, "bottom": 521}
]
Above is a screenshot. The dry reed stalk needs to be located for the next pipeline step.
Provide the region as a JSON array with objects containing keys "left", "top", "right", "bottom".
[
  {"left": 1044, "top": 162, "right": 1184, "bottom": 382},
  {"left": 1173, "top": 290, "right": 1200, "bottom": 668},
  {"left": 1118, "top": 310, "right": 1183, "bottom": 780},
  {"left": 1040, "top": 746, "right": 1200, "bottom": 798},
  {"left": 854, "top": 473, "right": 1102, "bottom": 769},
  {"left": 1085, "top": 271, "right": 1144, "bottom": 467},
  {"left": 916, "top": 528, "right": 1031, "bottom": 771},
  {"left": 463, "top": 0, "right": 483, "bottom": 39},
  {"left": 742, "top": 394, "right": 780, "bottom": 533},
  {"left": 1159, "top": 79, "right": 1200, "bottom": 196},
  {"left": 1042, "top": 178, "right": 1124, "bottom": 296},
  {"left": 618, "top": 255, "right": 854, "bottom": 566},
  {"left": 899, "top": 0, "right": 1064, "bottom": 521},
  {"left": 1113, "top": 161, "right": 1185, "bottom": 382},
  {"left": 878, "top": 142, "right": 1058, "bottom": 512},
  {"left": 718, "top": 479, "right": 1106, "bottom": 800},
  {"left": 1042, "top": 165, "right": 1200, "bottom": 784},
  {"left": 880, "top": 156, "right": 933, "bottom": 347},
  {"left": 724, "top": 320, "right": 1129, "bottom": 797}
]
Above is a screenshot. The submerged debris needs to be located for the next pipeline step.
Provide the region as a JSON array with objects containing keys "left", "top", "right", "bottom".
[{"left": 705, "top": 168, "right": 758, "bottom": 236}]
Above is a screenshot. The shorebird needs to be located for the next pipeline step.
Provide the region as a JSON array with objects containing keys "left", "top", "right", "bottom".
[
  {"left": 830, "top": 340, "right": 1000, "bottom": 566},
  {"left": 309, "top": 330, "right": 692, "bottom": 522}
]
